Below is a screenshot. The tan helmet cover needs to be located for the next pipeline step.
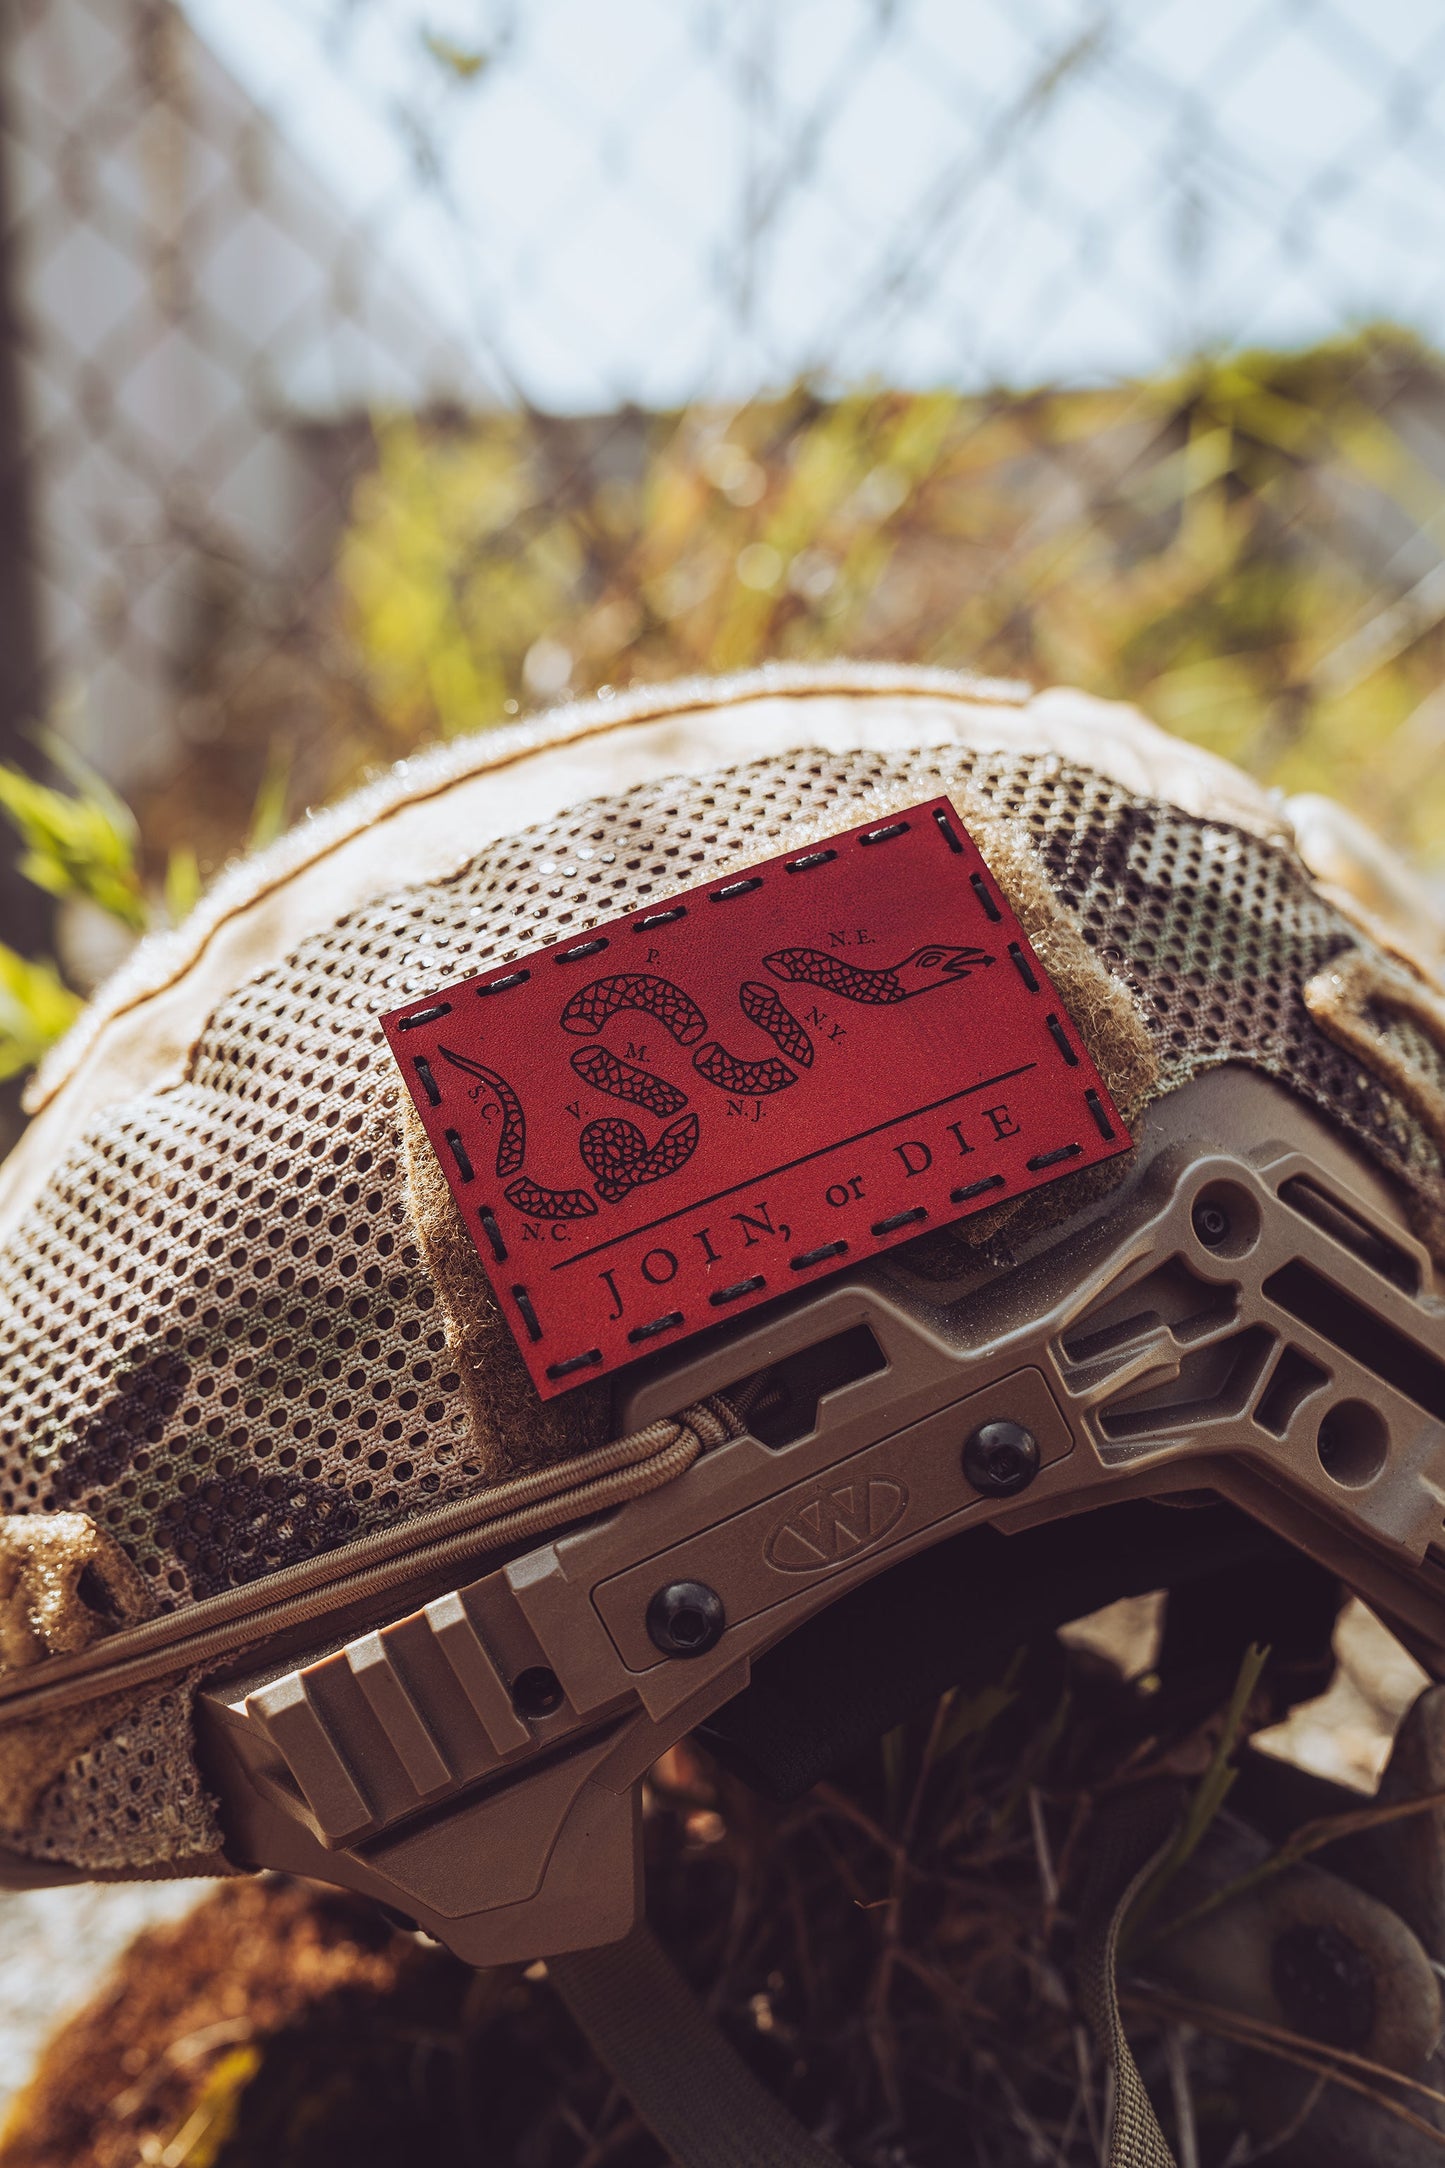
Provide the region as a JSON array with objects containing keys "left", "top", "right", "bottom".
[{"left": 0, "top": 663, "right": 1442, "bottom": 1876}]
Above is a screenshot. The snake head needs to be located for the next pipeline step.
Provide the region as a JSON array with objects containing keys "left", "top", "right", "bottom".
[{"left": 894, "top": 943, "right": 995, "bottom": 990}]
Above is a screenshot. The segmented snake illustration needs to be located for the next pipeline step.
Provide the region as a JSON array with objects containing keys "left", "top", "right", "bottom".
[
  {"left": 461, "top": 941, "right": 993, "bottom": 1218},
  {"left": 560, "top": 974, "right": 707, "bottom": 1045},
  {"left": 692, "top": 1042, "right": 797, "bottom": 1096},
  {"left": 740, "top": 981, "right": 813, "bottom": 1066},
  {"left": 579, "top": 1113, "right": 701, "bottom": 1204},
  {"left": 439, "top": 1045, "right": 597, "bottom": 1218},
  {"left": 501, "top": 1173, "right": 596, "bottom": 1219},
  {"left": 568, "top": 1044, "right": 689, "bottom": 1117},
  {"left": 765, "top": 944, "right": 993, "bottom": 1004},
  {"left": 438, "top": 1047, "right": 527, "bottom": 1175}
]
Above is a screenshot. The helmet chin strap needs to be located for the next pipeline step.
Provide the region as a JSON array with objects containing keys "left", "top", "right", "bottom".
[
  {"left": 550, "top": 1807, "right": 1180, "bottom": 2168},
  {"left": 551, "top": 1921, "right": 846, "bottom": 2168}
]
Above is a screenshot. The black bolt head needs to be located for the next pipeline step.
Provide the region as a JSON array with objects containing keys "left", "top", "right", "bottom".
[
  {"left": 1192, "top": 1198, "right": 1231, "bottom": 1247},
  {"left": 647, "top": 1579, "right": 726, "bottom": 1658},
  {"left": 511, "top": 1665, "right": 564, "bottom": 1719},
  {"left": 963, "top": 1419, "right": 1040, "bottom": 1498}
]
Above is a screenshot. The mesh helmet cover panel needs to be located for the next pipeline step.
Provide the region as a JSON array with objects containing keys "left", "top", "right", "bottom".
[{"left": 0, "top": 740, "right": 1442, "bottom": 1868}]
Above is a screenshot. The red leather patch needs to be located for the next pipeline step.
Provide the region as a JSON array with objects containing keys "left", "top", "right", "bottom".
[{"left": 383, "top": 798, "right": 1132, "bottom": 1398}]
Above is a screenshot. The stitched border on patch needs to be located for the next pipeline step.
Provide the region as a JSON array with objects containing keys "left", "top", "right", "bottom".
[{"left": 384, "top": 797, "right": 1132, "bottom": 1396}]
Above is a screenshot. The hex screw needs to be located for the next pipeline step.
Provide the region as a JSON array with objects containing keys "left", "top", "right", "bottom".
[
  {"left": 1192, "top": 1198, "right": 1231, "bottom": 1247},
  {"left": 647, "top": 1579, "right": 726, "bottom": 1658},
  {"left": 511, "top": 1665, "right": 564, "bottom": 1718},
  {"left": 963, "top": 1419, "right": 1040, "bottom": 1498}
]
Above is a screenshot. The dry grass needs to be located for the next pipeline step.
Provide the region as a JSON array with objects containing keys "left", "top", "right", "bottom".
[{"left": 0, "top": 1635, "right": 1388, "bottom": 2168}]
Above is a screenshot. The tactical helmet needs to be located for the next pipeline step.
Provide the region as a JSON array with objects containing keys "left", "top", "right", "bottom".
[{"left": 2, "top": 664, "right": 1444, "bottom": 2166}]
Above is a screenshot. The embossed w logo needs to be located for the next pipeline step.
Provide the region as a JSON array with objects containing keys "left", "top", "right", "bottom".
[{"left": 764, "top": 1476, "right": 908, "bottom": 1573}]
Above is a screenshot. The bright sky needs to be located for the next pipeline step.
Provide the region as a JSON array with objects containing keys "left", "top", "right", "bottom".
[{"left": 186, "top": 0, "right": 1445, "bottom": 412}]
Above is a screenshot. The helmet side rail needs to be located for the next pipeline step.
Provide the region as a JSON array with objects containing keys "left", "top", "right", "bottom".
[{"left": 189, "top": 1074, "right": 1445, "bottom": 1964}]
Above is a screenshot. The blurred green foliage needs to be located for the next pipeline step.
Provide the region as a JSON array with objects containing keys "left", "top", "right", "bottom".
[
  {"left": 0, "top": 948, "right": 79, "bottom": 1084},
  {"left": 341, "top": 325, "right": 1445, "bottom": 863},
  {"left": 5, "top": 326, "right": 1445, "bottom": 1090},
  {"left": 0, "top": 737, "right": 197, "bottom": 1086},
  {"left": 0, "top": 751, "right": 145, "bottom": 933}
]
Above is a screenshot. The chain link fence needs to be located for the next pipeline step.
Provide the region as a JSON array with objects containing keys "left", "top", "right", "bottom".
[{"left": 4, "top": 0, "right": 1445, "bottom": 945}]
